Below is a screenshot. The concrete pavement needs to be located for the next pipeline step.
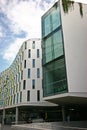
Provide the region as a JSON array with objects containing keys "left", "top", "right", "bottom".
[
  {"left": 1, "top": 122, "right": 87, "bottom": 130},
  {"left": 11, "top": 122, "right": 87, "bottom": 130}
]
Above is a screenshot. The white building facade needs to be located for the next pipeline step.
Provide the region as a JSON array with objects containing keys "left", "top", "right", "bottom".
[{"left": 0, "top": 38, "right": 57, "bottom": 124}]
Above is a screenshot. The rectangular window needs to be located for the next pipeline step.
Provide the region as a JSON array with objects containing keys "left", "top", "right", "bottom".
[
  {"left": 20, "top": 91, "right": 22, "bottom": 102},
  {"left": 17, "top": 93, "right": 19, "bottom": 103},
  {"left": 22, "top": 51, "right": 24, "bottom": 60},
  {"left": 37, "top": 68, "right": 40, "bottom": 78},
  {"left": 24, "top": 60, "right": 26, "bottom": 68},
  {"left": 14, "top": 94, "right": 15, "bottom": 104},
  {"left": 18, "top": 65, "right": 19, "bottom": 72},
  {"left": 21, "top": 70, "right": 23, "bottom": 80},
  {"left": 25, "top": 42, "right": 27, "bottom": 49},
  {"left": 28, "top": 49, "right": 31, "bottom": 58},
  {"left": 16, "top": 74, "right": 17, "bottom": 84},
  {"left": 27, "top": 90, "right": 30, "bottom": 101},
  {"left": 18, "top": 73, "right": 20, "bottom": 82},
  {"left": 37, "top": 90, "right": 40, "bottom": 101},
  {"left": 32, "top": 79, "right": 35, "bottom": 89},
  {"left": 19, "top": 82, "right": 21, "bottom": 91},
  {"left": 23, "top": 80, "right": 26, "bottom": 89},
  {"left": 32, "top": 41, "right": 35, "bottom": 49},
  {"left": 32, "top": 59, "right": 35, "bottom": 68},
  {"left": 37, "top": 49, "right": 40, "bottom": 58},
  {"left": 28, "top": 68, "right": 30, "bottom": 78}
]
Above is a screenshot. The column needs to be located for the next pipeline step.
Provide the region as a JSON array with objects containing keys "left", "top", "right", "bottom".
[
  {"left": 15, "top": 107, "right": 18, "bottom": 124},
  {"left": 62, "top": 105, "right": 66, "bottom": 122}
]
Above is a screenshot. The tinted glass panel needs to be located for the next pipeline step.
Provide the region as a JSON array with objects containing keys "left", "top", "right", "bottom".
[{"left": 43, "top": 58, "right": 68, "bottom": 97}]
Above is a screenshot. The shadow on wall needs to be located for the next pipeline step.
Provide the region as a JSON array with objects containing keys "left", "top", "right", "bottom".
[{"left": 62, "top": 0, "right": 83, "bottom": 17}]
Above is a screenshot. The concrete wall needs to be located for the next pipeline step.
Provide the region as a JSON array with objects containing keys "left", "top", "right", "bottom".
[{"left": 60, "top": 1, "right": 87, "bottom": 93}]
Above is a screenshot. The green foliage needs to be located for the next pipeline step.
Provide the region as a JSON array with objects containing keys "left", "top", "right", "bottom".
[{"left": 62, "top": 0, "right": 83, "bottom": 17}]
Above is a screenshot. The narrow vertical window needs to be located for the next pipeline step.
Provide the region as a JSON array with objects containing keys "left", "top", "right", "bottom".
[
  {"left": 32, "top": 41, "right": 35, "bottom": 49},
  {"left": 20, "top": 91, "right": 22, "bottom": 102},
  {"left": 37, "top": 90, "right": 40, "bottom": 101},
  {"left": 18, "top": 72, "right": 20, "bottom": 82},
  {"left": 17, "top": 93, "right": 19, "bottom": 103},
  {"left": 25, "top": 41, "right": 27, "bottom": 49},
  {"left": 24, "top": 60, "right": 26, "bottom": 68},
  {"left": 32, "top": 59, "right": 35, "bottom": 68},
  {"left": 20, "top": 63, "right": 22, "bottom": 71},
  {"left": 19, "top": 82, "right": 21, "bottom": 91},
  {"left": 32, "top": 79, "right": 35, "bottom": 89},
  {"left": 37, "top": 68, "right": 40, "bottom": 78},
  {"left": 22, "top": 51, "right": 24, "bottom": 60},
  {"left": 14, "top": 94, "right": 15, "bottom": 104},
  {"left": 28, "top": 68, "right": 30, "bottom": 78},
  {"left": 28, "top": 49, "right": 31, "bottom": 58},
  {"left": 37, "top": 49, "right": 40, "bottom": 58},
  {"left": 23, "top": 80, "right": 26, "bottom": 89},
  {"left": 16, "top": 74, "right": 17, "bottom": 84},
  {"left": 21, "top": 70, "right": 23, "bottom": 80},
  {"left": 27, "top": 90, "right": 30, "bottom": 101}
]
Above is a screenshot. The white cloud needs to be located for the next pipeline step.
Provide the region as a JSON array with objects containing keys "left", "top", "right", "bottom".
[
  {"left": 0, "top": 0, "right": 54, "bottom": 64},
  {"left": 0, "top": 0, "right": 54, "bottom": 38},
  {"left": 0, "top": 26, "right": 5, "bottom": 38},
  {"left": 2, "top": 37, "right": 27, "bottom": 63}
]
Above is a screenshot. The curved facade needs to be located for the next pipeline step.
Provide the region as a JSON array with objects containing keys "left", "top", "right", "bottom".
[{"left": 0, "top": 38, "right": 57, "bottom": 124}]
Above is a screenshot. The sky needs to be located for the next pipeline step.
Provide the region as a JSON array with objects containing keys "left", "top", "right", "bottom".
[{"left": 0, "top": 0, "right": 87, "bottom": 73}]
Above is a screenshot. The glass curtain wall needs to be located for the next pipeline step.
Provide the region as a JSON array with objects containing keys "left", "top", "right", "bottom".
[{"left": 42, "top": 2, "right": 68, "bottom": 97}]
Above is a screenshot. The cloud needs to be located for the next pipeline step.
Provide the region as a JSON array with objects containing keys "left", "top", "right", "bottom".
[
  {"left": 0, "top": 0, "right": 54, "bottom": 38},
  {"left": 0, "top": 26, "right": 3, "bottom": 38},
  {"left": 0, "top": 0, "right": 55, "bottom": 69},
  {"left": 2, "top": 37, "right": 27, "bottom": 64}
]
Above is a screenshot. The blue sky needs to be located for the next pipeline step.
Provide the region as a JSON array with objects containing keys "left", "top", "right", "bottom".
[{"left": 0, "top": 0, "right": 87, "bottom": 73}]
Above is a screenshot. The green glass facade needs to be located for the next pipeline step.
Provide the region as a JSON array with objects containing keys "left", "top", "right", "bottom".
[{"left": 42, "top": 2, "right": 68, "bottom": 97}]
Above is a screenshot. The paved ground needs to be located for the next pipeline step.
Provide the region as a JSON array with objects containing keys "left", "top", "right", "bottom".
[
  {"left": 0, "top": 125, "right": 15, "bottom": 130},
  {"left": 1, "top": 122, "right": 87, "bottom": 130}
]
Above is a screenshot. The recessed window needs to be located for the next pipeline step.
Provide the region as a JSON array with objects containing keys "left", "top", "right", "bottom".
[
  {"left": 14, "top": 94, "right": 15, "bottom": 104},
  {"left": 24, "top": 60, "right": 26, "bottom": 68},
  {"left": 21, "top": 70, "right": 23, "bottom": 80},
  {"left": 23, "top": 80, "right": 26, "bottom": 89},
  {"left": 32, "top": 59, "right": 35, "bottom": 68},
  {"left": 27, "top": 90, "right": 30, "bottom": 101},
  {"left": 37, "top": 90, "right": 40, "bottom": 101},
  {"left": 20, "top": 91, "right": 22, "bottom": 102},
  {"left": 19, "top": 82, "right": 21, "bottom": 91},
  {"left": 37, "top": 68, "right": 40, "bottom": 78},
  {"left": 22, "top": 51, "right": 24, "bottom": 60},
  {"left": 25, "top": 42, "right": 27, "bottom": 49},
  {"left": 32, "top": 79, "right": 35, "bottom": 89},
  {"left": 37, "top": 49, "right": 40, "bottom": 58},
  {"left": 28, "top": 68, "right": 30, "bottom": 78},
  {"left": 28, "top": 49, "right": 31, "bottom": 58},
  {"left": 32, "top": 41, "right": 35, "bottom": 49},
  {"left": 18, "top": 73, "right": 20, "bottom": 82},
  {"left": 17, "top": 93, "right": 19, "bottom": 103}
]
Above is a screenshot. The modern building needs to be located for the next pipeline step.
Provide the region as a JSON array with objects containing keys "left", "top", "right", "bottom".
[
  {"left": 42, "top": 0, "right": 87, "bottom": 121},
  {"left": 0, "top": 38, "right": 58, "bottom": 124}
]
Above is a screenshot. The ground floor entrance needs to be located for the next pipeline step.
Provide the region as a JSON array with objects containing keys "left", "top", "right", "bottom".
[
  {"left": 0, "top": 105, "right": 60, "bottom": 124},
  {"left": 0, "top": 105, "right": 87, "bottom": 124}
]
